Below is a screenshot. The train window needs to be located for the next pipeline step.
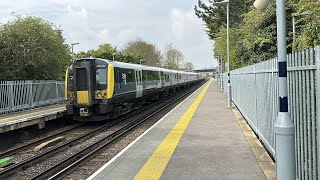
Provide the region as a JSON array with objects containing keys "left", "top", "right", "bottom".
[
  {"left": 96, "top": 68, "right": 107, "bottom": 86},
  {"left": 117, "top": 70, "right": 121, "bottom": 88},
  {"left": 121, "top": 73, "right": 127, "bottom": 85},
  {"left": 76, "top": 68, "right": 88, "bottom": 91},
  {"left": 165, "top": 74, "right": 169, "bottom": 82},
  {"left": 142, "top": 70, "right": 160, "bottom": 81},
  {"left": 126, "top": 70, "right": 135, "bottom": 83}
]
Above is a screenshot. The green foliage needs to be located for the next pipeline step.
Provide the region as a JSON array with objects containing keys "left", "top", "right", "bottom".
[
  {"left": 162, "top": 44, "right": 184, "bottom": 70},
  {"left": 195, "top": 0, "right": 320, "bottom": 70},
  {"left": 290, "top": 0, "right": 320, "bottom": 49},
  {"left": 0, "top": 15, "right": 70, "bottom": 80},
  {"left": 75, "top": 43, "right": 117, "bottom": 59},
  {"left": 194, "top": 0, "right": 252, "bottom": 39},
  {"left": 75, "top": 39, "right": 194, "bottom": 70},
  {"left": 122, "top": 38, "right": 162, "bottom": 66}
]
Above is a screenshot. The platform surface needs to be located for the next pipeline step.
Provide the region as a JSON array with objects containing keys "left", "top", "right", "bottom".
[
  {"left": 0, "top": 104, "right": 66, "bottom": 133},
  {"left": 89, "top": 80, "right": 266, "bottom": 180}
]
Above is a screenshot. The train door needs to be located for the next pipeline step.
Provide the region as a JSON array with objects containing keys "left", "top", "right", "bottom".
[
  {"left": 160, "top": 72, "right": 164, "bottom": 86},
  {"left": 135, "top": 68, "right": 143, "bottom": 97}
]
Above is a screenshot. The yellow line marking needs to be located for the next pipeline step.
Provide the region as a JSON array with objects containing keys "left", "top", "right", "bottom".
[
  {"left": 134, "top": 80, "right": 212, "bottom": 180},
  {"left": 0, "top": 106, "right": 66, "bottom": 122}
]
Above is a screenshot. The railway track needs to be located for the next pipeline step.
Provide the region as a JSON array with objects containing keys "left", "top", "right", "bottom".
[
  {"left": 42, "top": 83, "right": 203, "bottom": 180},
  {"left": 0, "top": 123, "right": 84, "bottom": 158},
  {"left": 0, "top": 82, "right": 203, "bottom": 180},
  {"left": 0, "top": 99, "right": 164, "bottom": 179}
]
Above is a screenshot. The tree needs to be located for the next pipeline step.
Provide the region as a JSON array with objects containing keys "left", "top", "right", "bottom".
[
  {"left": 194, "top": 0, "right": 252, "bottom": 39},
  {"left": 290, "top": 0, "right": 320, "bottom": 49},
  {"left": 75, "top": 43, "right": 117, "bottom": 60},
  {"left": 0, "top": 15, "right": 70, "bottom": 80},
  {"left": 74, "top": 43, "right": 143, "bottom": 64},
  {"left": 163, "top": 44, "right": 185, "bottom": 70},
  {"left": 122, "top": 38, "right": 162, "bottom": 66},
  {"left": 194, "top": 0, "right": 317, "bottom": 69},
  {"left": 184, "top": 62, "right": 194, "bottom": 71}
]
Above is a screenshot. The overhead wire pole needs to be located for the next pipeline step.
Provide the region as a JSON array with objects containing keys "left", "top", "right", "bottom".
[
  {"left": 217, "top": 55, "right": 220, "bottom": 84},
  {"left": 226, "top": 1, "right": 231, "bottom": 107},
  {"left": 220, "top": 54, "right": 223, "bottom": 92},
  {"left": 71, "top": 43, "right": 80, "bottom": 63},
  {"left": 274, "top": 0, "right": 296, "bottom": 179},
  {"left": 254, "top": 0, "right": 296, "bottom": 179},
  {"left": 213, "top": 0, "right": 231, "bottom": 107}
]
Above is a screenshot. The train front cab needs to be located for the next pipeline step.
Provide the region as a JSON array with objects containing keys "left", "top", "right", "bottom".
[{"left": 65, "top": 59, "right": 114, "bottom": 121}]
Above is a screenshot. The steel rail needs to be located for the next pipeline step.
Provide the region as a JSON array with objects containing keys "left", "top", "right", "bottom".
[
  {"left": 0, "top": 123, "right": 84, "bottom": 158},
  {"left": 33, "top": 82, "right": 203, "bottom": 180},
  {"left": 0, "top": 96, "right": 165, "bottom": 179}
]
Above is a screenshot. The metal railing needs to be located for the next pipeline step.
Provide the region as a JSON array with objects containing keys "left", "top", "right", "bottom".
[
  {"left": 0, "top": 80, "right": 65, "bottom": 115},
  {"left": 219, "top": 45, "right": 320, "bottom": 180}
]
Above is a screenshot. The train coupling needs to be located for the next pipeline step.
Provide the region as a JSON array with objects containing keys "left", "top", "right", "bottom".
[{"left": 79, "top": 108, "right": 89, "bottom": 116}]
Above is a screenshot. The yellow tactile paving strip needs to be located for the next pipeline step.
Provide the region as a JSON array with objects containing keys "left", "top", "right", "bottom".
[
  {"left": 133, "top": 80, "right": 212, "bottom": 180},
  {"left": 0, "top": 106, "right": 66, "bottom": 123},
  {"left": 232, "top": 107, "right": 275, "bottom": 180}
]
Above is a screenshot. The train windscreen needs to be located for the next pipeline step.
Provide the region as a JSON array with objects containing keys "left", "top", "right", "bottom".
[
  {"left": 96, "top": 68, "right": 107, "bottom": 89},
  {"left": 76, "top": 68, "right": 88, "bottom": 90}
]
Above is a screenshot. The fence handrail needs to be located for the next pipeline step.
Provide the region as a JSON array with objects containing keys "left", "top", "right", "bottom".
[
  {"left": 219, "top": 45, "right": 320, "bottom": 180},
  {"left": 0, "top": 80, "right": 65, "bottom": 115}
]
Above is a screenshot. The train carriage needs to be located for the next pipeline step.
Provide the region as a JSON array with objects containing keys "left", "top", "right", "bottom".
[{"left": 65, "top": 58, "right": 203, "bottom": 121}]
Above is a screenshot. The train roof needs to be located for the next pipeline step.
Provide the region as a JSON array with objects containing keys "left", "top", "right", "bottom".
[{"left": 84, "top": 58, "right": 198, "bottom": 75}]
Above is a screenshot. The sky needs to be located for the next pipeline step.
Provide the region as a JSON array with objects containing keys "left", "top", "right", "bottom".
[{"left": 0, "top": 0, "right": 216, "bottom": 69}]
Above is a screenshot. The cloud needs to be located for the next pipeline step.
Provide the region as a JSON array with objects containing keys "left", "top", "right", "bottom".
[
  {"left": 117, "top": 29, "right": 135, "bottom": 45},
  {"left": 169, "top": 8, "right": 214, "bottom": 68},
  {"left": 0, "top": 0, "right": 215, "bottom": 69},
  {"left": 66, "top": 6, "right": 88, "bottom": 19},
  {"left": 170, "top": 8, "right": 201, "bottom": 41},
  {"left": 97, "top": 29, "right": 111, "bottom": 44}
]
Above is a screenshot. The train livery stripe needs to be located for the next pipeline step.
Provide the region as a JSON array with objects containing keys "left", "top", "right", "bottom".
[
  {"left": 107, "top": 64, "right": 114, "bottom": 99},
  {"left": 133, "top": 79, "right": 212, "bottom": 180},
  {"left": 76, "top": 91, "right": 89, "bottom": 105},
  {"left": 65, "top": 68, "right": 69, "bottom": 100}
]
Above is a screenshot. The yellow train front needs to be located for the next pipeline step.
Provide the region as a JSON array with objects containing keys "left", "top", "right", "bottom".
[
  {"left": 65, "top": 58, "right": 115, "bottom": 121},
  {"left": 65, "top": 58, "right": 203, "bottom": 121}
]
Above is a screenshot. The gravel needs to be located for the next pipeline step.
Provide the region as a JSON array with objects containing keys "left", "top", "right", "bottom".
[{"left": 3, "top": 84, "right": 200, "bottom": 180}]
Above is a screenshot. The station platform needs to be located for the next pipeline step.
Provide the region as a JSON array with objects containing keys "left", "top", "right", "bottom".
[
  {"left": 88, "top": 79, "right": 274, "bottom": 180},
  {"left": 0, "top": 104, "right": 66, "bottom": 133}
]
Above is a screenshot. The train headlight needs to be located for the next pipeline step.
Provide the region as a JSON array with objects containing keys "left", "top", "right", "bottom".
[{"left": 97, "top": 92, "right": 102, "bottom": 98}]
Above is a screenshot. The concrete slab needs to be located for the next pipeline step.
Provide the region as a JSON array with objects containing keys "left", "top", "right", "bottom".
[
  {"left": 0, "top": 104, "right": 66, "bottom": 133},
  {"left": 232, "top": 104, "right": 275, "bottom": 180},
  {"left": 89, "top": 80, "right": 267, "bottom": 180},
  {"left": 161, "top": 81, "right": 266, "bottom": 180},
  {"left": 89, "top": 82, "right": 209, "bottom": 180}
]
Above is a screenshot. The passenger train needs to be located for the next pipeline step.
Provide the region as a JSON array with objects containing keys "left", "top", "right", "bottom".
[{"left": 65, "top": 58, "right": 204, "bottom": 121}]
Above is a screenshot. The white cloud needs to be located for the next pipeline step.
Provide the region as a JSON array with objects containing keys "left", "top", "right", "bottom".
[
  {"left": 66, "top": 6, "right": 88, "bottom": 19},
  {"left": 97, "top": 29, "right": 111, "bottom": 44},
  {"left": 170, "top": 8, "right": 201, "bottom": 41},
  {"left": 0, "top": 0, "right": 215, "bottom": 69},
  {"left": 169, "top": 8, "right": 215, "bottom": 69}
]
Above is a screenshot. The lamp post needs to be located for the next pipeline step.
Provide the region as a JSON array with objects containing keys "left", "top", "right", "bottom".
[
  {"left": 219, "top": 54, "right": 223, "bottom": 92},
  {"left": 112, "top": 52, "right": 116, "bottom": 61},
  {"left": 254, "top": 0, "right": 296, "bottom": 179},
  {"left": 213, "top": 0, "right": 231, "bottom": 107},
  {"left": 71, "top": 43, "right": 80, "bottom": 63},
  {"left": 217, "top": 56, "right": 220, "bottom": 84}
]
